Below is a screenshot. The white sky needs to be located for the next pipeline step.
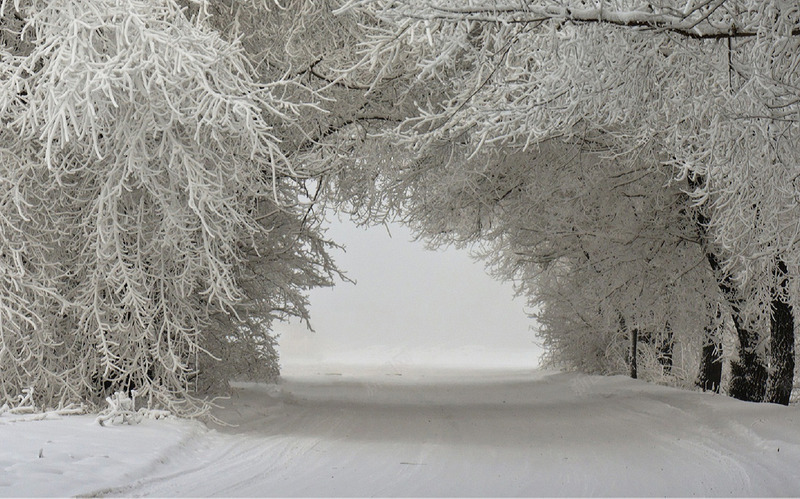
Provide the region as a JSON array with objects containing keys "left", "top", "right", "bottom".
[{"left": 276, "top": 217, "right": 543, "bottom": 371}]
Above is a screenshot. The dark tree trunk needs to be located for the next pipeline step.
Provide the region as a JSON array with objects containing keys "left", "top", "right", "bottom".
[
  {"left": 766, "top": 298, "right": 794, "bottom": 404},
  {"left": 688, "top": 176, "right": 768, "bottom": 402},
  {"left": 630, "top": 327, "right": 638, "bottom": 379},
  {"left": 658, "top": 323, "right": 674, "bottom": 375},
  {"left": 766, "top": 260, "right": 794, "bottom": 405},
  {"left": 619, "top": 314, "right": 637, "bottom": 379},
  {"left": 697, "top": 306, "right": 723, "bottom": 393},
  {"left": 705, "top": 252, "right": 767, "bottom": 401},
  {"left": 728, "top": 322, "right": 768, "bottom": 402},
  {"left": 698, "top": 341, "right": 723, "bottom": 393}
]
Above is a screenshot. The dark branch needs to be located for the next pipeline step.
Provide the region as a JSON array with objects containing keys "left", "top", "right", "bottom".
[{"left": 404, "top": 5, "right": 800, "bottom": 40}]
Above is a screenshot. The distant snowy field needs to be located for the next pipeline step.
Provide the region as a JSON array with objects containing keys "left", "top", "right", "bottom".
[{"left": 2, "top": 368, "right": 800, "bottom": 497}]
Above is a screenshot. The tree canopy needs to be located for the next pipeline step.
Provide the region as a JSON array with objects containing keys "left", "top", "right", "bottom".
[
  {"left": 1, "top": 0, "right": 799, "bottom": 412},
  {"left": 325, "top": 0, "right": 800, "bottom": 400}
]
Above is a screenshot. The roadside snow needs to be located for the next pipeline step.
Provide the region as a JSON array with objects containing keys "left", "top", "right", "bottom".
[
  {"left": 0, "top": 412, "right": 203, "bottom": 497},
  {"left": 2, "top": 368, "right": 800, "bottom": 497}
]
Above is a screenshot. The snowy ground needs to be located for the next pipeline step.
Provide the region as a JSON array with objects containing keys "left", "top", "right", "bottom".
[{"left": 2, "top": 367, "right": 800, "bottom": 497}]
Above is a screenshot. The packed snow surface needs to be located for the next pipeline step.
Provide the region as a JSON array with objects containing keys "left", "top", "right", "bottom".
[{"left": 2, "top": 367, "right": 800, "bottom": 497}]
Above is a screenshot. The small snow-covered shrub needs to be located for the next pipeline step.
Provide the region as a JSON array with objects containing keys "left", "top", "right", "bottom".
[{"left": 95, "top": 391, "right": 172, "bottom": 426}]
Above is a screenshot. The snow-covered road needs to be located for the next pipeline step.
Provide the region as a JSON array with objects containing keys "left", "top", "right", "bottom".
[
  {"left": 3, "top": 368, "right": 800, "bottom": 496},
  {"left": 106, "top": 369, "right": 800, "bottom": 496}
]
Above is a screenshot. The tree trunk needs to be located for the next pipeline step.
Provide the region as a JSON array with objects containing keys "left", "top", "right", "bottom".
[
  {"left": 728, "top": 322, "right": 768, "bottom": 402},
  {"left": 705, "top": 253, "right": 767, "bottom": 401},
  {"left": 696, "top": 306, "right": 723, "bottom": 393},
  {"left": 766, "top": 259, "right": 794, "bottom": 405},
  {"left": 688, "top": 176, "right": 768, "bottom": 402},
  {"left": 658, "top": 323, "right": 674, "bottom": 375},
  {"left": 630, "top": 327, "right": 638, "bottom": 379},
  {"left": 698, "top": 341, "right": 723, "bottom": 393}
]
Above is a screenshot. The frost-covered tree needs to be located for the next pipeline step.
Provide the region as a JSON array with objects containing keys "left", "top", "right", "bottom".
[
  {"left": 337, "top": 136, "right": 723, "bottom": 385},
  {"left": 195, "top": 0, "right": 421, "bottom": 181},
  {"left": 331, "top": 0, "right": 800, "bottom": 402},
  {"left": 0, "top": 0, "right": 338, "bottom": 414}
]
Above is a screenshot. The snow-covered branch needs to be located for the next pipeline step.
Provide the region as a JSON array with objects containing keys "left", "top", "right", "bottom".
[{"left": 339, "top": 0, "right": 790, "bottom": 39}]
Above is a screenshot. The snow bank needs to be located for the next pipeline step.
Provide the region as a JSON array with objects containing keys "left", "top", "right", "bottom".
[{"left": 0, "top": 413, "right": 204, "bottom": 497}]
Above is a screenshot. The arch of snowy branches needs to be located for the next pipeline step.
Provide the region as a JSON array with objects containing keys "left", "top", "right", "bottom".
[{"left": 1, "top": 0, "right": 798, "bottom": 416}]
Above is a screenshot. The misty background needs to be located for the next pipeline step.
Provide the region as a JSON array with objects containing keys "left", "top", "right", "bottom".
[{"left": 276, "top": 217, "right": 544, "bottom": 372}]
